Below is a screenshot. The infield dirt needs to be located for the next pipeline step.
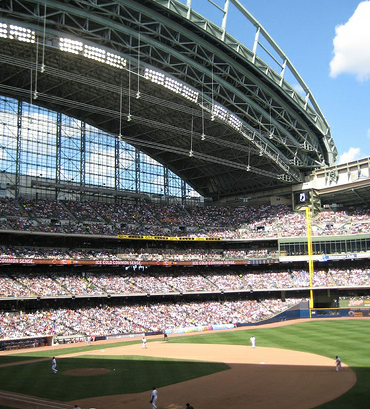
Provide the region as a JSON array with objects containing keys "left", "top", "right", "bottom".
[{"left": 0, "top": 319, "right": 357, "bottom": 409}]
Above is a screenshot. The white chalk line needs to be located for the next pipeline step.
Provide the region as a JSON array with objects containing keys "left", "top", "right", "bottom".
[{"left": 0, "top": 390, "right": 71, "bottom": 408}]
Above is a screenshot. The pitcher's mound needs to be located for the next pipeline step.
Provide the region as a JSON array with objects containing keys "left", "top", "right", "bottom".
[{"left": 65, "top": 367, "right": 110, "bottom": 376}]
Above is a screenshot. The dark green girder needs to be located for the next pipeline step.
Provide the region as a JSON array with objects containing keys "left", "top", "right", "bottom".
[{"left": 0, "top": 0, "right": 337, "bottom": 199}]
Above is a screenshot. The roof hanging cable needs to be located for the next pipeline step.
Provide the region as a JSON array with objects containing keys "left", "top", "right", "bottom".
[
  {"left": 33, "top": 38, "right": 39, "bottom": 100},
  {"left": 189, "top": 114, "right": 194, "bottom": 157},
  {"left": 33, "top": 4, "right": 47, "bottom": 101},
  {"left": 269, "top": 103, "right": 274, "bottom": 139},
  {"left": 201, "top": 84, "right": 205, "bottom": 140},
  {"left": 29, "top": 56, "right": 33, "bottom": 105},
  {"left": 211, "top": 65, "right": 215, "bottom": 121},
  {"left": 41, "top": 3, "right": 46, "bottom": 73},
  {"left": 118, "top": 77, "right": 123, "bottom": 139},
  {"left": 127, "top": 60, "right": 132, "bottom": 121},
  {"left": 136, "top": 29, "right": 141, "bottom": 99}
]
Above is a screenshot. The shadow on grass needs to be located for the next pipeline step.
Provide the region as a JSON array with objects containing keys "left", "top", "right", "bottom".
[
  {"left": 0, "top": 356, "right": 229, "bottom": 401},
  {"left": 0, "top": 355, "right": 44, "bottom": 365}
]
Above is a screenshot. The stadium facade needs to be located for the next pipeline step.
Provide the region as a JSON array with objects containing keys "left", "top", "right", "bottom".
[
  {"left": 0, "top": 0, "right": 370, "bottom": 347},
  {"left": 0, "top": 0, "right": 340, "bottom": 203}
]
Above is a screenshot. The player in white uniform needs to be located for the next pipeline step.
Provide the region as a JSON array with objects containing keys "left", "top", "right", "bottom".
[
  {"left": 150, "top": 386, "right": 158, "bottom": 409},
  {"left": 250, "top": 335, "right": 256, "bottom": 348},
  {"left": 142, "top": 336, "right": 147, "bottom": 349},
  {"left": 51, "top": 356, "right": 58, "bottom": 374},
  {"left": 335, "top": 356, "right": 342, "bottom": 371}
]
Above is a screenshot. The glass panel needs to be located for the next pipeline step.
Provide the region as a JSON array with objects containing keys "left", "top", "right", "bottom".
[{"left": 0, "top": 96, "right": 200, "bottom": 200}]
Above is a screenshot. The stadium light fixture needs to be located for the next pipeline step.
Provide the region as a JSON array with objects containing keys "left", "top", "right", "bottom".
[
  {"left": 84, "top": 44, "right": 106, "bottom": 63},
  {"left": 2, "top": 14, "right": 248, "bottom": 142},
  {"left": 59, "top": 38, "right": 126, "bottom": 69},
  {"left": 2, "top": 22, "right": 127, "bottom": 69},
  {"left": 228, "top": 114, "right": 242, "bottom": 131},
  {"left": 60, "top": 38, "right": 83, "bottom": 54},
  {"left": 144, "top": 68, "right": 199, "bottom": 103},
  {"left": 106, "top": 52, "right": 126, "bottom": 69},
  {"left": 181, "top": 86, "right": 198, "bottom": 103},
  {"left": 144, "top": 68, "right": 165, "bottom": 85},
  {"left": 5, "top": 23, "right": 35, "bottom": 43},
  {"left": 0, "top": 22, "right": 7, "bottom": 39},
  {"left": 164, "top": 77, "right": 182, "bottom": 93},
  {"left": 213, "top": 104, "right": 228, "bottom": 121}
]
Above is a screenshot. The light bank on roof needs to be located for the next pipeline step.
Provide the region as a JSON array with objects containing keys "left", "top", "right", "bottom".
[{"left": 0, "top": 0, "right": 337, "bottom": 201}]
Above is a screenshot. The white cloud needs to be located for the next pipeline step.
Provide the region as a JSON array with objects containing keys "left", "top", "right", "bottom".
[
  {"left": 338, "top": 147, "right": 362, "bottom": 164},
  {"left": 330, "top": 1, "right": 370, "bottom": 81}
]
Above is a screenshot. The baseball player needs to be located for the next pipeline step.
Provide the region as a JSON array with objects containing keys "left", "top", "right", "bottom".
[
  {"left": 51, "top": 356, "right": 58, "bottom": 374},
  {"left": 335, "top": 356, "right": 342, "bottom": 371},
  {"left": 250, "top": 335, "right": 256, "bottom": 348},
  {"left": 142, "top": 336, "right": 147, "bottom": 349},
  {"left": 150, "top": 386, "right": 158, "bottom": 409}
]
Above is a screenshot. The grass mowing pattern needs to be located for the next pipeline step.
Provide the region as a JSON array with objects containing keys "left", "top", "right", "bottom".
[
  {"left": 0, "top": 354, "right": 229, "bottom": 401},
  {"left": 0, "top": 339, "right": 141, "bottom": 371},
  {"left": 0, "top": 339, "right": 139, "bottom": 365},
  {"left": 170, "top": 319, "right": 370, "bottom": 409},
  {"left": 0, "top": 319, "right": 369, "bottom": 408},
  {"left": 0, "top": 355, "right": 42, "bottom": 365}
]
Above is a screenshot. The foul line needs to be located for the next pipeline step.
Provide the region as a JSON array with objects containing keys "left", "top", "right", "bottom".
[{"left": 0, "top": 390, "right": 71, "bottom": 408}]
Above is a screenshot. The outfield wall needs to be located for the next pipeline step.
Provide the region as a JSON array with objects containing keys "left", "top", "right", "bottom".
[
  {"left": 4, "top": 305, "right": 368, "bottom": 350},
  {"left": 311, "top": 307, "right": 370, "bottom": 318},
  {"left": 0, "top": 335, "right": 52, "bottom": 351}
]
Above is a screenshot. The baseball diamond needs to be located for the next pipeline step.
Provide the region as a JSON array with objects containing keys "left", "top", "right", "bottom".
[
  {"left": 0, "top": 1, "right": 370, "bottom": 409},
  {"left": 0, "top": 319, "right": 365, "bottom": 409}
]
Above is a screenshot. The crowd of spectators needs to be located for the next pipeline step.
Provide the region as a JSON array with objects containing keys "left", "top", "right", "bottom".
[
  {"left": 338, "top": 296, "right": 370, "bottom": 306},
  {"left": 1, "top": 197, "right": 370, "bottom": 342},
  {"left": 1, "top": 266, "right": 370, "bottom": 299},
  {"left": 0, "top": 297, "right": 299, "bottom": 340},
  {"left": 0, "top": 244, "right": 278, "bottom": 262},
  {"left": 1, "top": 197, "right": 370, "bottom": 239}
]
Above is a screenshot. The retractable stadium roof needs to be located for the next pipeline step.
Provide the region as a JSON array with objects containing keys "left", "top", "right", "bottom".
[{"left": 0, "top": 0, "right": 337, "bottom": 200}]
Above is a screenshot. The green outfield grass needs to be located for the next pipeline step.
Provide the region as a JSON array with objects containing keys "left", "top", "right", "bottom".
[
  {"left": 0, "top": 339, "right": 139, "bottom": 365},
  {"left": 0, "top": 355, "right": 228, "bottom": 400},
  {"left": 0, "top": 319, "right": 369, "bottom": 409},
  {"left": 170, "top": 319, "right": 370, "bottom": 409}
]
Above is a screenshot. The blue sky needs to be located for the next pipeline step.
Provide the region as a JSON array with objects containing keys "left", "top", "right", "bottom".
[{"left": 188, "top": 0, "right": 370, "bottom": 164}]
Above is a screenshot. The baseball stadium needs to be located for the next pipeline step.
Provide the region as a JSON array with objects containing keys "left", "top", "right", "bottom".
[{"left": 0, "top": 0, "right": 370, "bottom": 408}]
